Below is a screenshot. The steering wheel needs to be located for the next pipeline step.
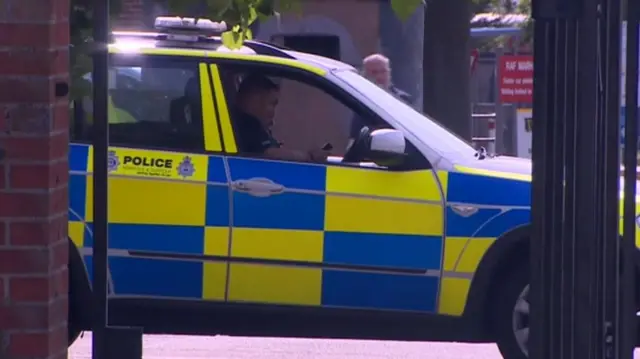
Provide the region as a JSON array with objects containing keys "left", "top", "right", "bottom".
[{"left": 342, "top": 126, "right": 372, "bottom": 163}]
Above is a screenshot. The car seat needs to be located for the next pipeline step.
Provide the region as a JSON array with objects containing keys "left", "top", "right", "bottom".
[{"left": 169, "top": 77, "right": 202, "bottom": 128}]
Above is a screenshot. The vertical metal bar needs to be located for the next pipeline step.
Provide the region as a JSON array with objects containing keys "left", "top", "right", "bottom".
[
  {"left": 558, "top": 18, "right": 579, "bottom": 359},
  {"left": 621, "top": 2, "right": 639, "bottom": 357},
  {"left": 572, "top": 0, "right": 601, "bottom": 355},
  {"left": 494, "top": 46, "right": 505, "bottom": 154},
  {"left": 530, "top": 15, "right": 555, "bottom": 359},
  {"left": 532, "top": 0, "right": 605, "bottom": 358},
  {"left": 91, "top": 0, "right": 110, "bottom": 357},
  {"left": 599, "top": 0, "right": 622, "bottom": 356}
]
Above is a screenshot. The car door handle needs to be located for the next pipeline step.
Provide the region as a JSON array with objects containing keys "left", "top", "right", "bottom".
[{"left": 232, "top": 178, "right": 284, "bottom": 197}]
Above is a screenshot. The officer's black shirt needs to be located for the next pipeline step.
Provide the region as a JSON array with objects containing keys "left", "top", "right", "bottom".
[{"left": 234, "top": 109, "right": 280, "bottom": 154}]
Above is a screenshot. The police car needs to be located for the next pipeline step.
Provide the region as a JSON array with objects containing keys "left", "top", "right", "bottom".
[{"left": 67, "top": 16, "right": 640, "bottom": 359}]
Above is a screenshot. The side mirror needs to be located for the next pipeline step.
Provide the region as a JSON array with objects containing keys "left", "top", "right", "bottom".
[{"left": 367, "top": 129, "right": 406, "bottom": 166}]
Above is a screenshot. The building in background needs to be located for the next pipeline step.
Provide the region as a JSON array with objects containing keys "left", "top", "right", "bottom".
[{"left": 112, "top": 0, "right": 424, "bottom": 154}]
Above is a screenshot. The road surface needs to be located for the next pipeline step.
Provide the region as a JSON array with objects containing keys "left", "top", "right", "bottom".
[{"left": 70, "top": 333, "right": 640, "bottom": 358}]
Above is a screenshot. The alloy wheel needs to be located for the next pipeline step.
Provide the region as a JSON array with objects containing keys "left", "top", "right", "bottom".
[{"left": 511, "top": 284, "right": 530, "bottom": 357}]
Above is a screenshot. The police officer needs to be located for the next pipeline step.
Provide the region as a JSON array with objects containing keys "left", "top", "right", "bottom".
[{"left": 234, "top": 74, "right": 329, "bottom": 163}]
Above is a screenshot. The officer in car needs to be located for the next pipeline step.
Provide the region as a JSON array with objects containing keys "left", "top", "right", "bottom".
[{"left": 234, "top": 74, "right": 330, "bottom": 163}]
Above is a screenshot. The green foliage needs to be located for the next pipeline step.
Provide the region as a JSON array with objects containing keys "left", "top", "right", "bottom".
[
  {"left": 68, "top": 0, "right": 428, "bottom": 96},
  {"left": 70, "top": 0, "right": 123, "bottom": 100},
  {"left": 169, "top": 0, "right": 301, "bottom": 49},
  {"left": 184, "top": 0, "right": 420, "bottom": 49},
  {"left": 516, "top": 0, "right": 533, "bottom": 43},
  {"left": 391, "top": 0, "right": 423, "bottom": 21}
]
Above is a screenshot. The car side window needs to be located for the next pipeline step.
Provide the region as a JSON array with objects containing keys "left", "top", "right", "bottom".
[
  {"left": 70, "top": 56, "right": 205, "bottom": 152},
  {"left": 215, "top": 64, "right": 417, "bottom": 170}
]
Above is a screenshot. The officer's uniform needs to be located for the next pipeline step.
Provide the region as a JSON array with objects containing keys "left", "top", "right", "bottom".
[{"left": 234, "top": 110, "right": 280, "bottom": 154}]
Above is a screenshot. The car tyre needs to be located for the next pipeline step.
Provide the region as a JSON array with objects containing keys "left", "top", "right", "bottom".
[{"left": 491, "top": 263, "right": 529, "bottom": 359}]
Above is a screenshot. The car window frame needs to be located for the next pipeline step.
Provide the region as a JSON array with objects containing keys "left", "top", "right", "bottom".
[
  {"left": 70, "top": 54, "right": 217, "bottom": 155},
  {"left": 208, "top": 58, "right": 432, "bottom": 172}
]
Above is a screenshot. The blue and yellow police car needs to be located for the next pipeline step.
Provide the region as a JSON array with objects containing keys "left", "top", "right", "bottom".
[{"left": 67, "top": 16, "right": 640, "bottom": 359}]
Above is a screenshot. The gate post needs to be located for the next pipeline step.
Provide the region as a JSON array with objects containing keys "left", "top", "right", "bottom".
[{"left": 0, "top": 0, "right": 70, "bottom": 358}]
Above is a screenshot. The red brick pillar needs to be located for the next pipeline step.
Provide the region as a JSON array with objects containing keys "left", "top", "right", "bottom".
[{"left": 0, "top": 0, "right": 70, "bottom": 358}]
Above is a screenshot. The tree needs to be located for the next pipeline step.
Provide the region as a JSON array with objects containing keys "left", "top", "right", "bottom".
[
  {"left": 422, "top": 0, "right": 472, "bottom": 140},
  {"left": 69, "top": 0, "right": 422, "bottom": 96},
  {"left": 70, "top": 0, "right": 477, "bottom": 141}
]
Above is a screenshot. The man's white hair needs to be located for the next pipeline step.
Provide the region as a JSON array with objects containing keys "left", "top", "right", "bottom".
[{"left": 363, "top": 53, "right": 390, "bottom": 66}]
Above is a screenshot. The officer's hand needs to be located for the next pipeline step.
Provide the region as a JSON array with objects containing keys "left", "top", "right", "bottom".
[{"left": 308, "top": 148, "right": 329, "bottom": 163}]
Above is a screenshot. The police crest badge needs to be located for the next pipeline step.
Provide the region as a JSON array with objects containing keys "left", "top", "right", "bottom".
[
  {"left": 107, "top": 151, "right": 120, "bottom": 172},
  {"left": 177, "top": 156, "right": 195, "bottom": 178}
]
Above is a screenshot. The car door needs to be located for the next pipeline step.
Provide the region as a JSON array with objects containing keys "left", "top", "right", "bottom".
[
  {"left": 68, "top": 54, "right": 231, "bottom": 302},
  {"left": 208, "top": 60, "right": 447, "bottom": 313}
]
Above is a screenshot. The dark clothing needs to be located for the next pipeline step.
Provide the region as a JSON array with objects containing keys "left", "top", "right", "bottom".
[
  {"left": 349, "top": 85, "right": 413, "bottom": 139},
  {"left": 233, "top": 109, "right": 280, "bottom": 154},
  {"left": 389, "top": 85, "right": 413, "bottom": 104}
]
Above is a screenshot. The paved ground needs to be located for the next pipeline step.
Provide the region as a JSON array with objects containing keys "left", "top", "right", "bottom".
[
  {"left": 69, "top": 333, "right": 640, "bottom": 358},
  {"left": 70, "top": 333, "right": 504, "bottom": 359},
  {"left": 70, "top": 334, "right": 502, "bottom": 359}
]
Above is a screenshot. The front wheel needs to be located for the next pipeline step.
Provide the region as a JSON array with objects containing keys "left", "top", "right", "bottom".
[{"left": 491, "top": 264, "right": 529, "bottom": 359}]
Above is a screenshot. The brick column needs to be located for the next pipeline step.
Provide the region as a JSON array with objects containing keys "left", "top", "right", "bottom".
[
  {"left": 0, "top": 1, "right": 70, "bottom": 359},
  {"left": 115, "top": 0, "right": 145, "bottom": 30}
]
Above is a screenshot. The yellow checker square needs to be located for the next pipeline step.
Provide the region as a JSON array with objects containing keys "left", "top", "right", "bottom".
[
  {"left": 455, "top": 238, "right": 495, "bottom": 273},
  {"left": 202, "top": 262, "right": 227, "bottom": 301},
  {"left": 438, "top": 277, "right": 471, "bottom": 316},
  {"left": 231, "top": 228, "right": 323, "bottom": 262},
  {"left": 228, "top": 264, "right": 322, "bottom": 306},
  {"left": 68, "top": 221, "right": 86, "bottom": 248},
  {"left": 324, "top": 195, "right": 443, "bottom": 236},
  {"left": 202, "top": 227, "right": 230, "bottom": 300},
  {"left": 88, "top": 147, "right": 208, "bottom": 182},
  {"left": 85, "top": 175, "right": 207, "bottom": 226},
  {"left": 442, "top": 237, "right": 467, "bottom": 271},
  {"left": 204, "top": 226, "right": 230, "bottom": 256},
  {"left": 436, "top": 170, "right": 449, "bottom": 195},
  {"left": 326, "top": 167, "right": 442, "bottom": 201}
]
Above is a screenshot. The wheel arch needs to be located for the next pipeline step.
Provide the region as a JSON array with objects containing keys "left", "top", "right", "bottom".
[
  {"left": 461, "top": 224, "right": 531, "bottom": 331},
  {"left": 68, "top": 237, "right": 93, "bottom": 333},
  {"left": 68, "top": 237, "right": 91, "bottom": 293}
]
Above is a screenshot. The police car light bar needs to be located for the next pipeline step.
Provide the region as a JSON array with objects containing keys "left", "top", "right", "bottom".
[{"left": 154, "top": 16, "right": 227, "bottom": 37}]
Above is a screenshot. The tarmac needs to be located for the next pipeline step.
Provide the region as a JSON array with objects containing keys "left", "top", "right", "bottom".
[
  {"left": 69, "top": 333, "right": 640, "bottom": 358},
  {"left": 67, "top": 333, "right": 510, "bottom": 359}
]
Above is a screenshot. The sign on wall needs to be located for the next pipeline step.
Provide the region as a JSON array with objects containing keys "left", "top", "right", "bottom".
[
  {"left": 470, "top": 49, "right": 479, "bottom": 74},
  {"left": 515, "top": 108, "right": 533, "bottom": 159},
  {"left": 498, "top": 55, "right": 534, "bottom": 104},
  {"left": 621, "top": 22, "right": 640, "bottom": 146}
]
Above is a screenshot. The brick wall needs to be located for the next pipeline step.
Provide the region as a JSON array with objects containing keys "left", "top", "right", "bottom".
[
  {"left": 114, "top": 0, "right": 145, "bottom": 30},
  {"left": 114, "top": 0, "right": 381, "bottom": 152},
  {"left": 270, "top": 0, "right": 381, "bottom": 154},
  {"left": 0, "top": 0, "right": 70, "bottom": 358}
]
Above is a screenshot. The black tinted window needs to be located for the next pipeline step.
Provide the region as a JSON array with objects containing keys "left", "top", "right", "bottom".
[{"left": 71, "top": 56, "right": 204, "bottom": 151}]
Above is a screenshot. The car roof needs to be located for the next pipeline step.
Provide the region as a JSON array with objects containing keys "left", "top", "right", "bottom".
[
  {"left": 110, "top": 31, "right": 355, "bottom": 73},
  {"left": 282, "top": 50, "right": 355, "bottom": 72}
]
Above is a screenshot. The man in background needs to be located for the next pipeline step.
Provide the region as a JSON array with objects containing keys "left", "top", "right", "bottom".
[
  {"left": 349, "top": 53, "right": 413, "bottom": 142},
  {"left": 362, "top": 53, "right": 413, "bottom": 104}
]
